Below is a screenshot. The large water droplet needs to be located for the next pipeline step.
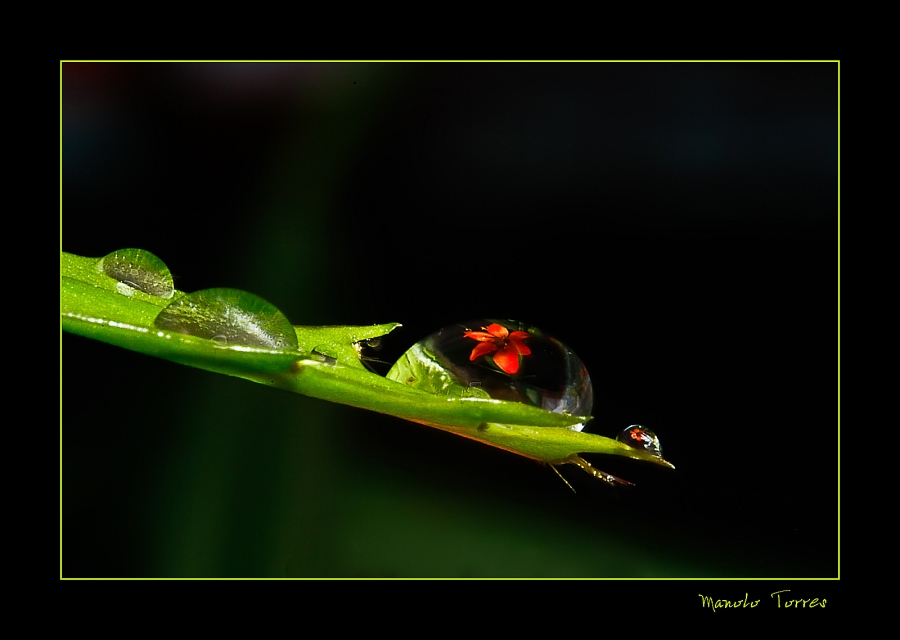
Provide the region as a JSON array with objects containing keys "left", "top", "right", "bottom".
[
  {"left": 387, "top": 319, "right": 593, "bottom": 427},
  {"left": 616, "top": 425, "right": 662, "bottom": 457},
  {"left": 98, "top": 248, "right": 175, "bottom": 299},
  {"left": 154, "top": 288, "right": 298, "bottom": 350}
]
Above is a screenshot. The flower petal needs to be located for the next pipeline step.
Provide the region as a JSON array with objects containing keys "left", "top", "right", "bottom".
[
  {"left": 464, "top": 330, "right": 497, "bottom": 343},
  {"left": 469, "top": 341, "right": 499, "bottom": 361},
  {"left": 492, "top": 344, "right": 520, "bottom": 374},
  {"left": 508, "top": 331, "right": 531, "bottom": 355},
  {"left": 511, "top": 339, "right": 531, "bottom": 356},
  {"left": 485, "top": 323, "right": 509, "bottom": 339}
]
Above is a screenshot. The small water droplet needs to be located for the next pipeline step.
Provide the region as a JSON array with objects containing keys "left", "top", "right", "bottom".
[
  {"left": 311, "top": 348, "right": 337, "bottom": 365},
  {"left": 154, "top": 288, "right": 298, "bottom": 350},
  {"left": 616, "top": 425, "right": 662, "bottom": 457},
  {"left": 98, "top": 248, "right": 175, "bottom": 299},
  {"left": 386, "top": 319, "right": 592, "bottom": 426}
]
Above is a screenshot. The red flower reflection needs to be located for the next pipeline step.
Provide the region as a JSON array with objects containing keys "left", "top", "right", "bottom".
[
  {"left": 464, "top": 323, "right": 531, "bottom": 375},
  {"left": 627, "top": 428, "right": 648, "bottom": 444}
]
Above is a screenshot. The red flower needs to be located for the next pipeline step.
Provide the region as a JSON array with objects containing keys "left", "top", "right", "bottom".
[{"left": 464, "top": 323, "right": 531, "bottom": 375}]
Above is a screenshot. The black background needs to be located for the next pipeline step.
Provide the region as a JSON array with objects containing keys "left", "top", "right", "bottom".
[{"left": 62, "top": 62, "right": 837, "bottom": 579}]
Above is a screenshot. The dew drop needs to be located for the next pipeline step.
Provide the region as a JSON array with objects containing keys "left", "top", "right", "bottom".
[
  {"left": 153, "top": 288, "right": 298, "bottom": 350},
  {"left": 386, "top": 319, "right": 593, "bottom": 427},
  {"left": 311, "top": 348, "right": 337, "bottom": 365},
  {"left": 616, "top": 425, "right": 663, "bottom": 457},
  {"left": 98, "top": 248, "right": 175, "bottom": 299}
]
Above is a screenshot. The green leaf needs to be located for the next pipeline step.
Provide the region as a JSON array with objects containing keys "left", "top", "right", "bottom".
[{"left": 61, "top": 249, "right": 674, "bottom": 486}]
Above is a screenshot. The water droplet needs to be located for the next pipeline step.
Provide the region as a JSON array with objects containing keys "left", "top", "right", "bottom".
[
  {"left": 154, "top": 288, "right": 298, "bottom": 350},
  {"left": 311, "top": 348, "right": 337, "bottom": 365},
  {"left": 616, "top": 425, "right": 662, "bottom": 457},
  {"left": 98, "top": 248, "right": 175, "bottom": 299},
  {"left": 387, "top": 319, "right": 592, "bottom": 426}
]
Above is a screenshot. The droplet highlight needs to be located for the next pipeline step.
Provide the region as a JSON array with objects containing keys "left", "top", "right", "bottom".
[
  {"left": 98, "top": 248, "right": 175, "bottom": 299},
  {"left": 154, "top": 288, "right": 298, "bottom": 350},
  {"left": 387, "top": 319, "right": 593, "bottom": 427},
  {"left": 616, "top": 425, "right": 663, "bottom": 457}
]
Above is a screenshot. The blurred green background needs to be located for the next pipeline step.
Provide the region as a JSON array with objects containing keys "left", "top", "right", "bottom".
[{"left": 62, "top": 62, "right": 837, "bottom": 577}]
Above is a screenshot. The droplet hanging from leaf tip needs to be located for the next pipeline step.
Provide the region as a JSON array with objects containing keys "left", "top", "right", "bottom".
[
  {"left": 98, "top": 248, "right": 175, "bottom": 299},
  {"left": 616, "top": 425, "right": 663, "bottom": 457},
  {"left": 153, "top": 288, "right": 298, "bottom": 351}
]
